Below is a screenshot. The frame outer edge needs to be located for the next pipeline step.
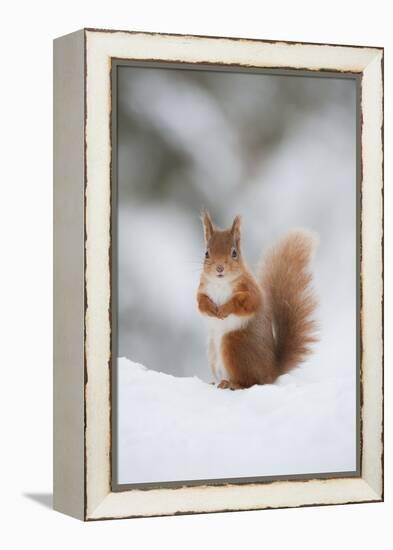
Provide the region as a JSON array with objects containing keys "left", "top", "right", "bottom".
[
  {"left": 359, "top": 50, "right": 384, "bottom": 499},
  {"left": 53, "top": 29, "right": 86, "bottom": 520}
]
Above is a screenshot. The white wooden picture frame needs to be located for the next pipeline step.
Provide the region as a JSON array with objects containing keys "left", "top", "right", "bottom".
[{"left": 53, "top": 28, "right": 383, "bottom": 521}]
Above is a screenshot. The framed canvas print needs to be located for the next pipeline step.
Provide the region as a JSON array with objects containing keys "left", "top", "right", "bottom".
[{"left": 53, "top": 28, "right": 384, "bottom": 521}]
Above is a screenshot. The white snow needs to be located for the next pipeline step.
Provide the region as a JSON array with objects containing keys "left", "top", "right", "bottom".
[{"left": 117, "top": 357, "right": 356, "bottom": 484}]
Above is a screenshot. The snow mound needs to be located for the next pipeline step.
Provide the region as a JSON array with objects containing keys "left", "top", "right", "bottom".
[{"left": 117, "top": 357, "right": 356, "bottom": 484}]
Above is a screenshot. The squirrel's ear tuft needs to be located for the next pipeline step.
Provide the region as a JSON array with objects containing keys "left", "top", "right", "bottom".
[
  {"left": 231, "top": 215, "right": 241, "bottom": 245},
  {"left": 200, "top": 209, "right": 215, "bottom": 242}
]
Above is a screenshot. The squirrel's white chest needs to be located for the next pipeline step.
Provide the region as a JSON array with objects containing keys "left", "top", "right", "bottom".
[
  {"left": 203, "top": 277, "right": 249, "bottom": 333},
  {"left": 204, "top": 278, "right": 233, "bottom": 306},
  {"left": 203, "top": 278, "right": 249, "bottom": 381}
]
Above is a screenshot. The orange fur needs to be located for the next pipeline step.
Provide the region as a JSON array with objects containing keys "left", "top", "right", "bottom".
[
  {"left": 197, "top": 212, "right": 318, "bottom": 389},
  {"left": 259, "top": 231, "right": 319, "bottom": 374},
  {"left": 218, "top": 276, "right": 262, "bottom": 318},
  {"left": 197, "top": 293, "right": 219, "bottom": 317}
]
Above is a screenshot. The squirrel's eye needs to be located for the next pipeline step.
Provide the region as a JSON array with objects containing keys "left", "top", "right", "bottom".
[
  {"left": 231, "top": 248, "right": 238, "bottom": 259},
  {"left": 205, "top": 250, "right": 209, "bottom": 259}
]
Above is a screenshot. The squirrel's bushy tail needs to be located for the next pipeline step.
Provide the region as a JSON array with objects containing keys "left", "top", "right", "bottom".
[{"left": 259, "top": 230, "right": 318, "bottom": 374}]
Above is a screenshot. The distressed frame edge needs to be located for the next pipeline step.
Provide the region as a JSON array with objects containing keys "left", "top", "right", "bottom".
[
  {"left": 82, "top": 29, "right": 383, "bottom": 521},
  {"left": 358, "top": 47, "right": 384, "bottom": 500},
  {"left": 83, "top": 26, "right": 384, "bottom": 53}
]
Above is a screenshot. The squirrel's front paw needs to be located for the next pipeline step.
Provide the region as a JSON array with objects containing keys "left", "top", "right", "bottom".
[
  {"left": 216, "top": 306, "right": 229, "bottom": 319},
  {"left": 198, "top": 293, "right": 220, "bottom": 317},
  {"left": 206, "top": 305, "right": 219, "bottom": 317}
]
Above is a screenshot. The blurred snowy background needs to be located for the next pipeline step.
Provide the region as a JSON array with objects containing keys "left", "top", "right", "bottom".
[{"left": 117, "top": 66, "right": 357, "bottom": 385}]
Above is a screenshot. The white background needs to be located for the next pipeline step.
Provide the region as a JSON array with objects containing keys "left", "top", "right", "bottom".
[{"left": 1, "top": 1, "right": 391, "bottom": 548}]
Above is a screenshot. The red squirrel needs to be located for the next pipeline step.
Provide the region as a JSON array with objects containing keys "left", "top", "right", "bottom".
[{"left": 197, "top": 210, "right": 318, "bottom": 389}]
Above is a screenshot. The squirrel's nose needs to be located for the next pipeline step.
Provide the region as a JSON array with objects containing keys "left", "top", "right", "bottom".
[{"left": 216, "top": 264, "right": 224, "bottom": 273}]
